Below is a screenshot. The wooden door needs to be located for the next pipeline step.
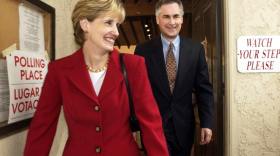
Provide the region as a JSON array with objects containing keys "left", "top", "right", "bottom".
[{"left": 191, "top": 0, "right": 224, "bottom": 155}]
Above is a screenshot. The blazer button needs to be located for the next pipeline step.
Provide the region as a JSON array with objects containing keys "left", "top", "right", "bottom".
[
  {"left": 95, "top": 126, "right": 101, "bottom": 132},
  {"left": 165, "top": 118, "right": 168, "bottom": 121},
  {"left": 94, "top": 105, "right": 100, "bottom": 111},
  {"left": 95, "top": 147, "right": 101, "bottom": 153}
]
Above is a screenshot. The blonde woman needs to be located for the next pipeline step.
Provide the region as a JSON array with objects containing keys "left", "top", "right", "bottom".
[{"left": 24, "top": 0, "right": 169, "bottom": 155}]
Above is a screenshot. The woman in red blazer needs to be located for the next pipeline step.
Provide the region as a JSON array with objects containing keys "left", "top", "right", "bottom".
[{"left": 24, "top": 0, "right": 169, "bottom": 155}]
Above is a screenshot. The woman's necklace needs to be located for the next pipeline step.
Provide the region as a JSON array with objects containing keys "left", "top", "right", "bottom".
[{"left": 86, "top": 54, "right": 110, "bottom": 73}]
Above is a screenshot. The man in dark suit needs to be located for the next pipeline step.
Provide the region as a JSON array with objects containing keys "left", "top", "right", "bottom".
[{"left": 134, "top": 0, "right": 214, "bottom": 155}]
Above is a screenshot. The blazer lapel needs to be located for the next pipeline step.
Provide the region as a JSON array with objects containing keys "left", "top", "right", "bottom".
[
  {"left": 97, "top": 49, "right": 124, "bottom": 102},
  {"left": 66, "top": 48, "right": 99, "bottom": 104},
  {"left": 173, "top": 36, "right": 192, "bottom": 94},
  {"left": 150, "top": 36, "right": 172, "bottom": 97}
]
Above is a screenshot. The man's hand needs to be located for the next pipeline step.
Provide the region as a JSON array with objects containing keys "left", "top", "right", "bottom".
[{"left": 200, "top": 128, "right": 212, "bottom": 145}]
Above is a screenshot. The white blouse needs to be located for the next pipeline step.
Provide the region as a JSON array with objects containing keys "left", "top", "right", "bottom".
[{"left": 88, "top": 69, "right": 107, "bottom": 96}]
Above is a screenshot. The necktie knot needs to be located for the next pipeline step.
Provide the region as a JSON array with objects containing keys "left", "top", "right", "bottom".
[{"left": 169, "top": 42, "right": 174, "bottom": 49}]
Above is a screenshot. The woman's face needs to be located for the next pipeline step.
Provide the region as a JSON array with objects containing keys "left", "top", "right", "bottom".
[{"left": 85, "top": 15, "right": 120, "bottom": 52}]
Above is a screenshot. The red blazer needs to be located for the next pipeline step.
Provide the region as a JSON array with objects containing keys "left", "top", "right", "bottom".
[{"left": 24, "top": 48, "right": 169, "bottom": 156}]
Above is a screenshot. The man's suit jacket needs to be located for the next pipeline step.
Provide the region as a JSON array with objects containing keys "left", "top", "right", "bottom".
[
  {"left": 134, "top": 35, "right": 214, "bottom": 147},
  {"left": 24, "top": 48, "right": 169, "bottom": 156}
]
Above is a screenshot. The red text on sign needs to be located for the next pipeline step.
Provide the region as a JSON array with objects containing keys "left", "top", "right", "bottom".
[
  {"left": 14, "top": 87, "right": 40, "bottom": 100},
  {"left": 262, "top": 49, "right": 280, "bottom": 59},
  {"left": 11, "top": 100, "right": 39, "bottom": 114},
  {"left": 247, "top": 61, "right": 274, "bottom": 70},
  {"left": 14, "top": 56, "right": 45, "bottom": 68},
  {"left": 247, "top": 38, "right": 273, "bottom": 47},
  {"left": 239, "top": 50, "right": 259, "bottom": 59},
  {"left": 20, "top": 70, "right": 43, "bottom": 80}
]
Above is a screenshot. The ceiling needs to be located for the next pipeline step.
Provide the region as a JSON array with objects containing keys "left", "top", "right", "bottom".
[{"left": 115, "top": 0, "right": 193, "bottom": 48}]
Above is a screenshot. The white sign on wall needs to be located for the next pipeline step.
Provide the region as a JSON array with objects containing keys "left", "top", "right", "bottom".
[
  {"left": 237, "top": 36, "right": 280, "bottom": 73},
  {"left": 19, "top": 4, "right": 45, "bottom": 54},
  {"left": 6, "top": 50, "right": 48, "bottom": 124}
]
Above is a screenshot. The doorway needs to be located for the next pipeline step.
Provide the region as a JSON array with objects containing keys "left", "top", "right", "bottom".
[
  {"left": 119, "top": 0, "right": 225, "bottom": 155},
  {"left": 192, "top": 0, "right": 224, "bottom": 155}
]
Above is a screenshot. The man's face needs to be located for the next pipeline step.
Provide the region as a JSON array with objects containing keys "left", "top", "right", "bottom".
[{"left": 156, "top": 3, "right": 183, "bottom": 42}]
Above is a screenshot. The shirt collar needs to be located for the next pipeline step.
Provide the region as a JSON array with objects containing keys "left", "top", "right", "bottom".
[{"left": 161, "top": 35, "right": 180, "bottom": 52}]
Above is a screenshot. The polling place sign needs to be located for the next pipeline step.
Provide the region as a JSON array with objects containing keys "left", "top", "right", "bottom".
[
  {"left": 237, "top": 36, "right": 280, "bottom": 73},
  {"left": 6, "top": 50, "right": 48, "bottom": 124}
]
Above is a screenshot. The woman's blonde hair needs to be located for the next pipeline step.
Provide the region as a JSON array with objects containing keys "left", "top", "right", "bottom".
[{"left": 72, "top": 0, "right": 125, "bottom": 46}]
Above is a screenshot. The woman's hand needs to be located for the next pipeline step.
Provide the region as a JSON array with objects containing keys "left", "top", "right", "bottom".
[{"left": 132, "top": 132, "right": 137, "bottom": 141}]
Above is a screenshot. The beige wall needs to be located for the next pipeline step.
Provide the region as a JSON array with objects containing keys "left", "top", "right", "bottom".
[
  {"left": 225, "top": 0, "right": 280, "bottom": 155},
  {"left": 0, "top": 128, "right": 28, "bottom": 156}
]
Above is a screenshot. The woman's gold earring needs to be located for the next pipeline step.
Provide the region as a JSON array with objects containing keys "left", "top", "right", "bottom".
[{"left": 84, "top": 30, "right": 88, "bottom": 33}]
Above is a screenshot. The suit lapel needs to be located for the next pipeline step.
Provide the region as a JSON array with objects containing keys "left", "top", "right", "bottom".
[
  {"left": 150, "top": 37, "right": 172, "bottom": 97},
  {"left": 97, "top": 49, "right": 124, "bottom": 102},
  {"left": 66, "top": 48, "right": 99, "bottom": 104},
  {"left": 173, "top": 36, "right": 192, "bottom": 94}
]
